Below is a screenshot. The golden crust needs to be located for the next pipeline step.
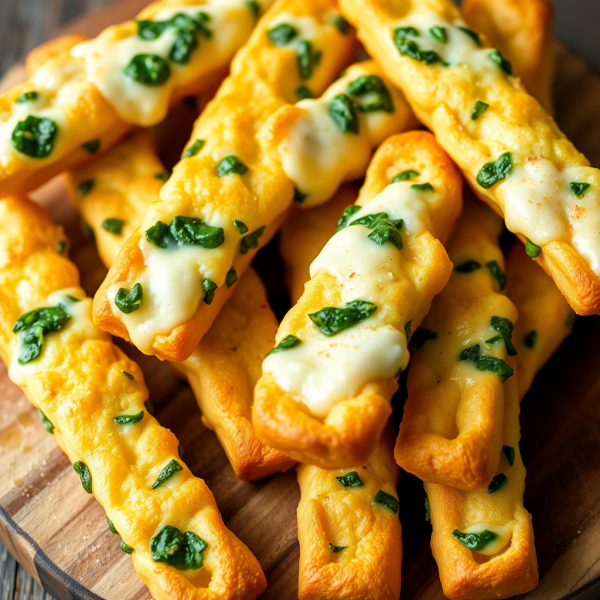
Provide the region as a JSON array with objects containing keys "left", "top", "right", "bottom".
[
  {"left": 297, "top": 427, "right": 401, "bottom": 600},
  {"left": 0, "top": 197, "right": 266, "bottom": 600},
  {"left": 340, "top": 0, "right": 600, "bottom": 316},
  {"left": 395, "top": 199, "right": 515, "bottom": 490},
  {"left": 66, "top": 128, "right": 294, "bottom": 481},
  {"left": 462, "top": 0, "right": 554, "bottom": 113},
  {"left": 0, "top": 0, "right": 255, "bottom": 197},
  {"left": 253, "top": 131, "right": 462, "bottom": 469},
  {"left": 92, "top": 0, "right": 357, "bottom": 361},
  {"left": 25, "top": 34, "right": 89, "bottom": 76}
]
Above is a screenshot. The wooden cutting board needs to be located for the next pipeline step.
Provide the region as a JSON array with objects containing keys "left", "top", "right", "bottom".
[{"left": 1, "top": 2, "right": 600, "bottom": 599}]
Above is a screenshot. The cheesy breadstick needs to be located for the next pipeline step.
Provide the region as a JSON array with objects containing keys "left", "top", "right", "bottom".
[
  {"left": 0, "top": 197, "right": 266, "bottom": 600},
  {"left": 340, "top": 0, "right": 600, "bottom": 316},
  {"left": 462, "top": 0, "right": 554, "bottom": 114},
  {"left": 0, "top": 0, "right": 272, "bottom": 197},
  {"left": 92, "top": 0, "right": 357, "bottom": 362},
  {"left": 426, "top": 243, "right": 573, "bottom": 600},
  {"left": 253, "top": 131, "right": 462, "bottom": 469},
  {"left": 396, "top": 199, "right": 516, "bottom": 489},
  {"left": 297, "top": 427, "right": 401, "bottom": 600},
  {"left": 66, "top": 129, "right": 295, "bottom": 481}
]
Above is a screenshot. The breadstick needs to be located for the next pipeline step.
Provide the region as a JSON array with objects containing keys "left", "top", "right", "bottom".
[
  {"left": 340, "top": 0, "right": 600, "bottom": 316},
  {"left": 0, "top": 197, "right": 266, "bottom": 599},
  {"left": 253, "top": 131, "right": 462, "bottom": 469},
  {"left": 66, "top": 129, "right": 294, "bottom": 480},
  {"left": 462, "top": 0, "right": 554, "bottom": 113},
  {"left": 0, "top": 0, "right": 272, "bottom": 197},
  {"left": 297, "top": 427, "right": 401, "bottom": 600},
  {"left": 395, "top": 199, "right": 516, "bottom": 489},
  {"left": 92, "top": 0, "right": 357, "bottom": 362},
  {"left": 426, "top": 242, "right": 573, "bottom": 600}
]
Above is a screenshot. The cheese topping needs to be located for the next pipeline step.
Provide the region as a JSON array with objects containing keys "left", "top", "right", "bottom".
[
  {"left": 9, "top": 288, "right": 108, "bottom": 386},
  {"left": 463, "top": 522, "right": 511, "bottom": 556},
  {"left": 499, "top": 158, "right": 600, "bottom": 275},
  {"left": 72, "top": 1, "right": 256, "bottom": 126},
  {"left": 263, "top": 325, "right": 406, "bottom": 419},
  {"left": 264, "top": 181, "right": 440, "bottom": 416},
  {"left": 277, "top": 66, "right": 409, "bottom": 207}
]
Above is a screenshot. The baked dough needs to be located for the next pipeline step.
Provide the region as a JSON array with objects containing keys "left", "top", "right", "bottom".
[
  {"left": 0, "top": 196, "right": 266, "bottom": 600},
  {"left": 340, "top": 0, "right": 600, "bottom": 316},
  {"left": 462, "top": 0, "right": 554, "bottom": 114},
  {"left": 426, "top": 242, "right": 573, "bottom": 600},
  {"left": 253, "top": 131, "right": 462, "bottom": 469},
  {"left": 92, "top": 0, "right": 357, "bottom": 362},
  {"left": 66, "top": 128, "right": 295, "bottom": 481},
  {"left": 395, "top": 198, "right": 516, "bottom": 490},
  {"left": 297, "top": 426, "right": 401, "bottom": 600},
  {"left": 0, "top": 0, "right": 270, "bottom": 197}
]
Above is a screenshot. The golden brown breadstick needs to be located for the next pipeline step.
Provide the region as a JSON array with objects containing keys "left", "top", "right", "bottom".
[
  {"left": 253, "top": 131, "right": 462, "bottom": 469},
  {"left": 340, "top": 0, "right": 600, "bottom": 316},
  {"left": 395, "top": 199, "right": 515, "bottom": 490},
  {"left": 0, "top": 197, "right": 266, "bottom": 600},
  {"left": 297, "top": 427, "right": 401, "bottom": 600},
  {"left": 65, "top": 128, "right": 294, "bottom": 480},
  {"left": 92, "top": 0, "right": 357, "bottom": 362},
  {"left": 426, "top": 242, "right": 573, "bottom": 600},
  {"left": 462, "top": 0, "right": 554, "bottom": 113},
  {"left": 0, "top": 0, "right": 272, "bottom": 197}
]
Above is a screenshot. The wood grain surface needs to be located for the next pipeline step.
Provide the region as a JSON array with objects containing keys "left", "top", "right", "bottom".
[{"left": 1, "top": 2, "right": 600, "bottom": 599}]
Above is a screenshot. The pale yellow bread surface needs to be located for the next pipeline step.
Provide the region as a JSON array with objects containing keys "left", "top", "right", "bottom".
[
  {"left": 0, "top": 197, "right": 266, "bottom": 600},
  {"left": 65, "top": 127, "right": 294, "bottom": 481},
  {"left": 297, "top": 427, "right": 401, "bottom": 600},
  {"left": 253, "top": 131, "right": 462, "bottom": 469},
  {"left": 0, "top": 0, "right": 266, "bottom": 197},
  {"left": 462, "top": 0, "right": 554, "bottom": 114},
  {"left": 92, "top": 0, "right": 357, "bottom": 362},
  {"left": 340, "top": 0, "right": 600, "bottom": 316},
  {"left": 395, "top": 199, "right": 515, "bottom": 490},
  {"left": 427, "top": 243, "right": 573, "bottom": 600}
]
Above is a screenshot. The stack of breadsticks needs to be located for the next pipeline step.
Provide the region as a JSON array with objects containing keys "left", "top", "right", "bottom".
[{"left": 0, "top": 0, "right": 590, "bottom": 597}]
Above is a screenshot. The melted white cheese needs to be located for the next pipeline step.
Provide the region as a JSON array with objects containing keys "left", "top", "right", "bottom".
[
  {"left": 263, "top": 324, "right": 407, "bottom": 418},
  {"left": 9, "top": 288, "right": 108, "bottom": 386},
  {"left": 71, "top": 1, "right": 256, "bottom": 126},
  {"left": 277, "top": 67, "right": 409, "bottom": 208},
  {"left": 264, "top": 181, "right": 440, "bottom": 415},
  {"left": 462, "top": 522, "right": 511, "bottom": 556},
  {"left": 500, "top": 157, "right": 600, "bottom": 275}
]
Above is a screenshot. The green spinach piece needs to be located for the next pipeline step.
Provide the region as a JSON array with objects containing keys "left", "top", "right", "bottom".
[
  {"left": 525, "top": 237, "right": 541, "bottom": 258},
  {"left": 336, "top": 205, "right": 361, "bottom": 231},
  {"left": 114, "top": 410, "right": 144, "bottom": 425},
  {"left": 457, "top": 26, "right": 480, "bottom": 45},
  {"left": 460, "top": 344, "right": 514, "bottom": 381},
  {"left": 477, "top": 152, "right": 512, "bottom": 189},
  {"left": 240, "top": 226, "right": 265, "bottom": 254},
  {"left": 489, "top": 50, "right": 512, "bottom": 74},
  {"left": 124, "top": 54, "right": 170, "bottom": 86},
  {"left": 115, "top": 283, "right": 143, "bottom": 314},
  {"left": 328, "top": 543, "right": 346, "bottom": 552},
  {"left": 78, "top": 180, "right": 94, "bottom": 197},
  {"left": 246, "top": 1, "right": 260, "bottom": 17},
  {"left": 73, "top": 461, "right": 92, "bottom": 494},
  {"left": 328, "top": 93, "right": 360, "bottom": 134},
  {"left": 122, "top": 371, "right": 134, "bottom": 379},
  {"left": 145, "top": 217, "right": 224, "bottom": 249},
  {"left": 424, "top": 496, "right": 430, "bottom": 522},
  {"left": 569, "top": 182, "right": 590, "bottom": 197},
  {"left": 152, "top": 459, "right": 184, "bottom": 489},
  {"left": 267, "top": 335, "right": 302, "bottom": 357},
  {"left": 217, "top": 155, "right": 249, "bottom": 177},
  {"left": 11, "top": 116, "right": 57, "bottom": 158},
  {"left": 333, "top": 15, "right": 350, "bottom": 34},
  {"left": 455, "top": 260, "right": 481, "bottom": 273},
  {"left": 102, "top": 218, "right": 125, "bottom": 235},
  {"left": 184, "top": 139, "right": 204, "bottom": 158},
  {"left": 486, "top": 260, "right": 507, "bottom": 290},
  {"left": 296, "top": 40, "right": 317, "bottom": 79},
  {"left": 471, "top": 100, "right": 489, "bottom": 120},
  {"left": 107, "top": 516, "right": 118, "bottom": 535},
  {"left": 150, "top": 525, "right": 207, "bottom": 570},
  {"left": 429, "top": 26, "right": 447, "bottom": 43},
  {"left": 347, "top": 75, "right": 394, "bottom": 113},
  {"left": 155, "top": 171, "right": 171, "bottom": 182},
  {"left": 452, "top": 528, "right": 498, "bottom": 551},
  {"left": 411, "top": 182, "right": 434, "bottom": 192},
  {"left": 485, "top": 316, "right": 517, "bottom": 356},
  {"left": 267, "top": 23, "right": 298, "bottom": 46},
  {"left": 82, "top": 139, "right": 100, "bottom": 154},
  {"left": 225, "top": 267, "right": 238, "bottom": 288},
  {"left": 487, "top": 473, "right": 508, "bottom": 494},
  {"left": 121, "top": 539, "right": 133, "bottom": 553},
  {"left": 295, "top": 85, "right": 314, "bottom": 101},
  {"left": 233, "top": 219, "right": 248, "bottom": 234},
  {"left": 336, "top": 471, "right": 363, "bottom": 487},
  {"left": 38, "top": 409, "right": 54, "bottom": 434},
  {"left": 503, "top": 445, "right": 515, "bottom": 466},
  {"left": 392, "top": 169, "right": 419, "bottom": 183},
  {"left": 309, "top": 300, "right": 377, "bottom": 336},
  {"left": 373, "top": 490, "right": 399, "bottom": 514},
  {"left": 202, "top": 278, "right": 218, "bottom": 305},
  {"left": 16, "top": 91, "right": 39, "bottom": 104}
]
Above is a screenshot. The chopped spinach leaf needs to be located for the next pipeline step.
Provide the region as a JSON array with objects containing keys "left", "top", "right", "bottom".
[
  {"left": 309, "top": 300, "right": 377, "bottom": 336},
  {"left": 225, "top": 266, "right": 238, "bottom": 288},
  {"left": 486, "top": 316, "right": 517, "bottom": 356},
  {"left": 487, "top": 473, "right": 508, "bottom": 494},
  {"left": 145, "top": 216, "right": 224, "bottom": 249},
  {"left": 155, "top": 171, "right": 171, "bottom": 182},
  {"left": 489, "top": 49, "right": 512, "bottom": 74},
  {"left": 569, "top": 182, "right": 590, "bottom": 197},
  {"left": 124, "top": 54, "right": 170, "bottom": 86},
  {"left": 38, "top": 409, "right": 54, "bottom": 434},
  {"left": 114, "top": 411, "right": 144, "bottom": 425},
  {"left": 296, "top": 40, "right": 317, "bottom": 79},
  {"left": 267, "top": 23, "right": 298, "bottom": 46},
  {"left": 16, "top": 91, "right": 39, "bottom": 104},
  {"left": 486, "top": 260, "right": 507, "bottom": 290},
  {"left": 121, "top": 539, "right": 133, "bottom": 553},
  {"left": 122, "top": 371, "right": 134, "bottom": 379},
  {"left": 336, "top": 205, "right": 361, "bottom": 232},
  {"left": 115, "top": 283, "right": 143, "bottom": 314},
  {"left": 336, "top": 470, "right": 363, "bottom": 487},
  {"left": 184, "top": 139, "right": 204, "bottom": 158},
  {"left": 477, "top": 152, "right": 512, "bottom": 189},
  {"left": 392, "top": 169, "right": 419, "bottom": 183},
  {"left": 328, "top": 543, "right": 346, "bottom": 552},
  {"left": 11, "top": 116, "right": 57, "bottom": 158},
  {"left": 453, "top": 528, "right": 498, "bottom": 551},
  {"left": 503, "top": 445, "right": 515, "bottom": 466},
  {"left": 239, "top": 226, "right": 265, "bottom": 254},
  {"left": 373, "top": 490, "right": 399, "bottom": 514},
  {"left": 455, "top": 260, "right": 481, "bottom": 273},
  {"left": 460, "top": 344, "right": 514, "bottom": 381},
  {"left": 295, "top": 85, "right": 314, "bottom": 101},
  {"left": 246, "top": 0, "right": 260, "bottom": 17},
  {"left": 411, "top": 182, "right": 434, "bottom": 192},
  {"left": 457, "top": 26, "right": 480, "bottom": 45},
  {"left": 393, "top": 28, "right": 447, "bottom": 66},
  {"left": 328, "top": 93, "right": 360, "bottom": 134},
  {"left": 471, "top": 100, "right": 489, "bottom": 120},
  {"left": 424, "top": 496, "right": 430, "bottom": 522},
  {"left": 333, "top": 15, "right": 350, "bottom": 34},
  {"left": 202, "top": 278, "right": 218, "bottom": 305},
  {"left": 73, "top": 460, "right": 92, "bottom": 494},
  {"left": 78, "top": 180, "right": 94, "bottom": 197},
  {"left": 217, "top": 155, "right": 249, "bottom": 177},
  {"left": 347, "top": 75, "right": 394, "bottom": 113},
  {"left": 152, "top": 459, "right": 183, "bottom": 489},
  {"left": 150, "top": 525, "right": 206, "bottom": 570},
  {"left": 107, "top": 516, "right": 118, "bottom": 535},
  {"left": 102, "top": 218, "right": 125, "bottom": 235},
  {"left": 429, "top": 25, "right": 447, "bottom": 43},
  {"left": 525, "top": 237, "right": 541, "bottom": 258},
  {"left": 233, "top": 219, "right": 248, "bottom": 234},
  {"left": 267, "top": 335, "right": 301, "bottom": 357}
]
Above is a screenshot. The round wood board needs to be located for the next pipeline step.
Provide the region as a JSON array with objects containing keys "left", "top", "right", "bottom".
[{"left": 1, "top": 3, "right": 600, "bottom": 599}]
